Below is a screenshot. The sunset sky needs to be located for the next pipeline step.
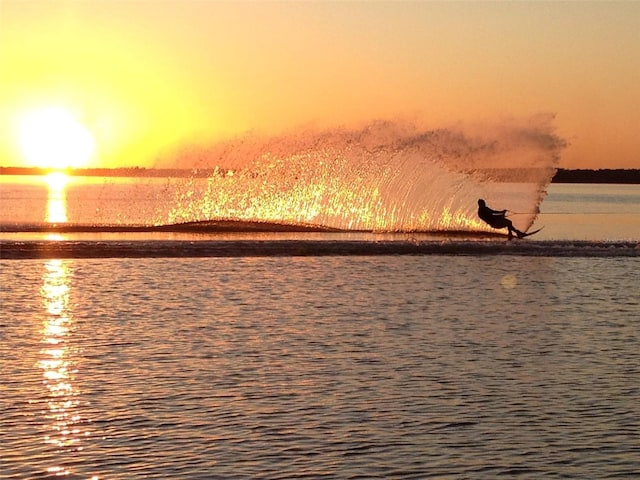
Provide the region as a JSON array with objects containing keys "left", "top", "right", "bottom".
[{"left": 1, "top": 0, "right": 638, "bottom": 169}]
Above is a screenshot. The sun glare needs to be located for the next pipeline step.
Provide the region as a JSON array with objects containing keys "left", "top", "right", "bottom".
[
  {"left": 45, "top": 172, "right": 69, "bottom": 223},
  {"left": 17, "top": 107, "right": 96, "bottom": 169}
]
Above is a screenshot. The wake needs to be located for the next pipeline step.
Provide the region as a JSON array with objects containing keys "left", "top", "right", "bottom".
[{"left": 2, "top": 239, "right": 638, "bottom": 259}]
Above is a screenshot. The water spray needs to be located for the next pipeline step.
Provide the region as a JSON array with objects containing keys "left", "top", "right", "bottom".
[{"left": 164, "top": 118, "right": 566, "bottom": 232}]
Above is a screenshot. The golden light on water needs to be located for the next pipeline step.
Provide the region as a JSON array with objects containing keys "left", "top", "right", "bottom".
[
  {"left": 45, "top": 172, "right": 69, "bottom": 224},
  {"left": 501, "top": 274, "right": 518, "bottom": 289},
  {"left": 38, "top": 259, "right": 91, "bottom": 477}
]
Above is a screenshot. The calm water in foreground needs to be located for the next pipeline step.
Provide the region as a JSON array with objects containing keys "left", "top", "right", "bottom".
[{"left": 1, "top": 255, "right": 639, "bottom": 479}]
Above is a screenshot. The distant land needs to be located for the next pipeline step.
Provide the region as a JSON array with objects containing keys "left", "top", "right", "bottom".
[
  {"left": 551, "top": 169, "right": 640, "bottom": 184},
  {"left": 0, "top": 166, "right": 212, "bottom": 178},
  {"left": 1, "top": 166, "right": 639, "bottom": 183}
]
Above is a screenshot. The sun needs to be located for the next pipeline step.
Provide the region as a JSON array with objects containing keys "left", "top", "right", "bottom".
[{"left": 17, "top": 106, "right": 96, "bottom": 169}]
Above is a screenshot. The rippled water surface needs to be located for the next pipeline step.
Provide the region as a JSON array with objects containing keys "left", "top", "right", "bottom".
[{"left": 1, "top": 256, "right": 638, "bottom": 479}]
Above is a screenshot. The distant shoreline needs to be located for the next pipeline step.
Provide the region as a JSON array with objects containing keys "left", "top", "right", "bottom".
[
  {"left": 0, "top": 166, "right": 210, "bottom": 178},
  {"left": 1, "top": 166, "right": 639, "bottom": 184},
  {"left": 551, "top": 169, "right": 640, "bottom": 184}
]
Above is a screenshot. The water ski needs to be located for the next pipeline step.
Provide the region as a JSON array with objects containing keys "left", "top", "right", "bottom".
[{"left": 518, "top": 226, "right": 544, "bottom": 238}]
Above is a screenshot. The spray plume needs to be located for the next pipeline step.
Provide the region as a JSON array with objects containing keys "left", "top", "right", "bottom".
[{"left": 165, "top": 115, "right": 565, "bottom": 232}]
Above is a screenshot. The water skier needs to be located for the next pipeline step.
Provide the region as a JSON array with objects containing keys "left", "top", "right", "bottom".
[{"left": 477, "top": 199, "right": 526, "bottom": 239}]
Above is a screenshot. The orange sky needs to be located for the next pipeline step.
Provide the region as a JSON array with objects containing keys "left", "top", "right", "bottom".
[{"left": 1, "top": 0, "right": 638, "bottom": 169}]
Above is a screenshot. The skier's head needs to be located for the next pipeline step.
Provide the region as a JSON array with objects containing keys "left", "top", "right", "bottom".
[{"left": 478, "top": 199, "right": 486, "bottom": 207}]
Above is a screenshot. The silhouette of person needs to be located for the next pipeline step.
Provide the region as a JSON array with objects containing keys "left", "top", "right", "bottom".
[{"left": 477, "top": 199, "right": 525, "bottom": 239}]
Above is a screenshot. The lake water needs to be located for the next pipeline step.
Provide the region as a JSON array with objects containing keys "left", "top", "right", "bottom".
[
  {"left": 1, "top": 178, "right": 639, "bottom": 479},
  {"left": 1, "top": 176, "right": 639, "bottom": 242},
  {"left": 1, "top": 256, "right": 639, "bottom": 479}
]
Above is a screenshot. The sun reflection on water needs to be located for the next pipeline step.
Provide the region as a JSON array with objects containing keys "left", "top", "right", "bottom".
[
  {"left": 38, "top": 259, "right": 92, "bottom": 477},
  {"left": 45, "top": 172, "right": 69, "bottom": 223}
]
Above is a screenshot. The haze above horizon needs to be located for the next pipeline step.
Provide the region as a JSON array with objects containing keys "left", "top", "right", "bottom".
[{"left": 1, "top": 1, "right": 638, "bottom": 170}]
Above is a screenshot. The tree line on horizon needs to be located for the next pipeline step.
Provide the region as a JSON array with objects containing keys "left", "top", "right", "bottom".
[
  {"left": 0, "top": 166, "right": 639, "bottom": 183},
  {"left": 551, "top": 168, "right": 640, "bottom": 184}
]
